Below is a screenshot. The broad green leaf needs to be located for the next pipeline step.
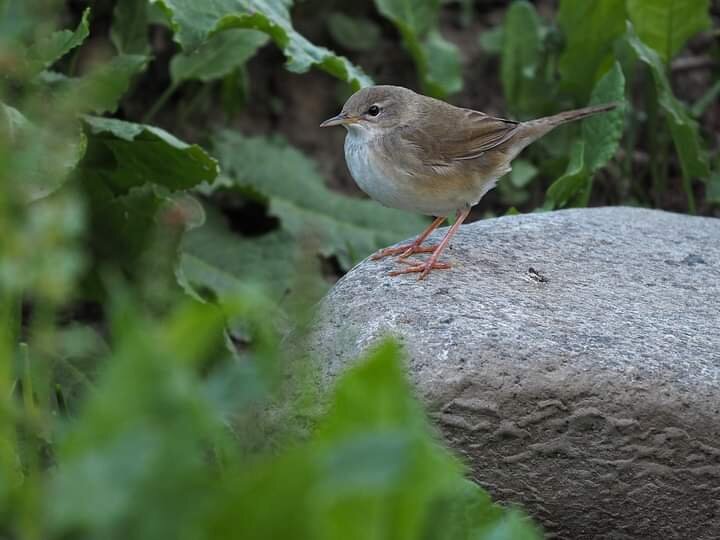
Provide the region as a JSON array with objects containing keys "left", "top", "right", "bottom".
[
  {"left": 179, "top": 206, "right": 326, "bottom": 307},
  {"left": 313, "top": 342, "right": 541, "bottom": 540},
  {"left": 80, "top": 185, "right": 166, "bottom": 280},
  {"left": 62, "top": 54, "right": 148, "bottom": 114},
  {"left": 374, "top": 0, "right": 462, "bottom": 97},
  {"left": 313, "top": 341, "right": 459, "bottom": 540},
  {"left": 150, "top": 0, "right": 371, "bottom": 90},
  {"left": 423, "top": 30, "right": 463, "bottom": 97},
  {"left": 48, "top": 300, "right": 230, "bottom": 539},
  {"left": 212, "top": 132, "right": 427, "bottom": 269},
  {"left": 557, "top": 0, "right": 626, "bottom": 101},
  {"left": 317, "top": 342, "right": 425, "bottom": 438},
  {"left": 546, "top": 140, "right": 588, "bottom": 209},
  {"left": 111, "top": 0, "right": 150, "bottom": 55},
  {"left": 626, "top": 24, "right": 709, "bottom": 187},
  {"left": 82, "top": 116, "right": 219, "bottom": 192},
  {"left": 627, "top": 0, "right": 710, "bottom": 63},
  {"left": 0, "top": 101, "right": 28, "bottom": 141},
  {"left": 27, "top": 7, "right": 90, "bottom": 74},
  {"left": 75, "top": 118, "right": 218, "bottom": 286},
  {"left": 501, "top": 1, "right": 544, "bottom": 115},
  {"left": 170, "top": 28, "right": 268, "bottom": 84},
  {"left": 1, "top": 102, "right": 86, "bottom": 201},
  {"left": 327, "top": 13, "right": 382, "bottom": 52},
  {"left": 583, "top": 62, "right": 625, "bottom": 173}
]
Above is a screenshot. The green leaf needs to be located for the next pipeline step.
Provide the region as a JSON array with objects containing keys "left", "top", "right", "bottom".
[
  {"left": 48, "top": 299, "right": 231, "bottom": 539},
  {"left": 327, "top": 13, "right": 382, "bottom": 52},
  {"left": 583, "top": 62, "right": 626, "bottom": 173},
  {"left": 626, "top": 0, "right": 710, "bottom": 63},
  {"left": 509, "top": 159, "right": 538, "bottom": 189},
  {"left": 211, "top": 132, "right": 428, "bottom": 269},
  {"left": 74, "top": 118, "right": 218, "bottom": 287},
  {"left": 111, "top": 0, "right": 150, "bottom": 55},
  {"left": 317, "top": 342, "right": 425, "bottom": 439},
  {"left": 1, "top": 102, "right": 87, "bottom": 201},
  {"left": 27, "top": 7, "right": 90, "bottom": 73},
  {"left": 81, "top": 116, "right": 219, "bottom": 193},
  {"left": 626, "top": 23, "right": 709, "bottom": 195},
  {"left": 546, "top": 140, "right": 588, "bottom": 209},
  {"left": 313, "top": 342, "right": 459, "bottom": 540},
  {"left": 178, "top": 206, "right": 326, "bottom": 307},
  {"left": 170, "top": 28, "right": 268, "bottom": 85},
  {"left": 312, "top": 341, "right": 541, "bottom": 540},
  {"left": 150, "top": 0, "right": 371, "bottom": 90},
  {"left": 557, "top": 0, "right": 626, "bottom": 101},
  {"left": 423, "top": 30, "right": 463, "bottom": 97},
  {"left": 479, "top": 26, "right": 504, "bottom": 54},
  {"left": 62, "top": 54, "right": 148, "bottom": 114},
  {"left": 545, "top": 63, "right": 625, "bottom": 209},
  {"left": 501, "top": 1, "right": 544, "bottom": 115},
  {"left": 373, "top": 0, "right": 462, "bottom": 97}
]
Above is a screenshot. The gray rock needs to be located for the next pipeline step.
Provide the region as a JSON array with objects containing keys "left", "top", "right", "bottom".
[{"left": 308, "top": 207, "right": 720, "bottom": 540}]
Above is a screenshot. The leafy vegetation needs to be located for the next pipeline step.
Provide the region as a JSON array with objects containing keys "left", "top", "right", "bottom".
[
  {"left": 0, "top": 0, "right": 717, "bottom": 537},
  {"left": 484, "top": 0, "right": 716, "bottom": 214}
]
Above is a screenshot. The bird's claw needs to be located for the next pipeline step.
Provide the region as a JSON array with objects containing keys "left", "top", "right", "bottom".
[
  {"left": 371, "top": 243, "right": 438, "bottom": 260},
  {"left": 389, "top": 259, "right": 451, "bottom": 279}
]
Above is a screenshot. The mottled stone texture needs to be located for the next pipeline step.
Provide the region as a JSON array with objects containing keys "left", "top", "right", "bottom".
[{"left": 308, "top": 207, "right": 720, "bottom": 539}]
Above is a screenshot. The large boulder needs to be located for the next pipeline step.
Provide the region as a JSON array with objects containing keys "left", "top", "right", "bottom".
[{"left": 307, "top": 207, "right": 720, "bottom": 539}]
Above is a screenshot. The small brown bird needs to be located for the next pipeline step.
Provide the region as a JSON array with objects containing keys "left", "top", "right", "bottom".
[{"left": 320, "top": 85, "right": 617, "bottom": 279}]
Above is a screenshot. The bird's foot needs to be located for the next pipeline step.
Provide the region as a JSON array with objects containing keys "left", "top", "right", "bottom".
[
  {"left": 389, "top": 257, "right": 451, "bottom": 280},
  {"left": 371, "top": 243, "right": 438, "bottom": 260}
]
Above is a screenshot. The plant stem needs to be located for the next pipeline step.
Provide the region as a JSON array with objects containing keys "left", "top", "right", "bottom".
[
  {"left": 646, "top": 79, "right": 666, "bottom": 206},
  {"left": 691, "top": 79, "right": 720, "bottom": 117},
  {"left": 178, "top": 83, "right": 212, "bottom": 125},
  {"left": 144, "top": 82, "right": 179, "bottom": 123},
  {"left": 682, "top": 171, "right": 697, "bottom": 214}
]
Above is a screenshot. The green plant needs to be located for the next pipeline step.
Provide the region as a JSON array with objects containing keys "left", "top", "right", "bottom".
[
  {"left": 485, "top": 0, "right": 716, "bottom": 214},
  {"left": 0, "top": 1, "right": 543, "bottom": 538},
  {"left": 2, "top": 1, "right": 718, "bottom": 536}
]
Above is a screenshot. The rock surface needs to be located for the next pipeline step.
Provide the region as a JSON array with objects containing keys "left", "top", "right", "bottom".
[{"left": 308, "top": 207, "right": 720, "bottom": 539}]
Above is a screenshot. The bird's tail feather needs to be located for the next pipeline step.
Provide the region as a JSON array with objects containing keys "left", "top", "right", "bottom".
[{"left": 515, "top": 102, "right": 620, "bottom": 150}]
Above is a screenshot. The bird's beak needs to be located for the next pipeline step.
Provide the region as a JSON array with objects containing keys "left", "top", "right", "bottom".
[{"left": 320, "top": 112, "right": 358, "bottom": 128}]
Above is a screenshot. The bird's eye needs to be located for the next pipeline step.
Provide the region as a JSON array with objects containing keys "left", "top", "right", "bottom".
[{"left": 367, "top": 105, "right": 380, "bottom": 116}]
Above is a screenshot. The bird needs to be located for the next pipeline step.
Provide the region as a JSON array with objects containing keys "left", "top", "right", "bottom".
[{"left": 320, "top": 85, "right": 617, "bottom": 279}]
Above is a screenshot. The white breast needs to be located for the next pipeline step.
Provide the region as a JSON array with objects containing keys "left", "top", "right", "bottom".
[
  {"left": 343, "top": 128, "right": 423, "bottom": 213},
  {"left": 342, "top": 125, "right": 500, "bottom": 216}
]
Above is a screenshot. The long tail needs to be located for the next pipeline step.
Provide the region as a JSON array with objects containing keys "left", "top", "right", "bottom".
[
  {"left": 513, "top": 102, "right": 620, "bottom": 152},
  {"left": 533, "top": 102, "right": 620, "bottom": 128}
]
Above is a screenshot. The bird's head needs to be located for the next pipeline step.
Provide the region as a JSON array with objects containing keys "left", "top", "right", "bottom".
[{"left": 320, "top": 85, "right": 416, "bottom": 135}]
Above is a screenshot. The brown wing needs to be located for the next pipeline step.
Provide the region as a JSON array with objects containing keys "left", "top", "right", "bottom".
[{"left": 400, "top": 106, "right": 519, "bottom": 168}]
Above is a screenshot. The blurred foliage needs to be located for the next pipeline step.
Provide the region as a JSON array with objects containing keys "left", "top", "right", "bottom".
[
  {"left": 0, "top": 0, "right": 718, "bottom": 536},
  {"left": 0, "top": 1, "right": 550, "bottom": 538},
  {"left": 374, "top": 0, "right": 463, "bottom": 97}
]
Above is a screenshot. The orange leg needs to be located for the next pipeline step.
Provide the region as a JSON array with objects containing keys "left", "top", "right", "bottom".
[
  {"left": 371, "top": 215, "right": 446, "bottom": 260},
  {"left": 389, "top": 207, "right": 471, "bottom": 280}
]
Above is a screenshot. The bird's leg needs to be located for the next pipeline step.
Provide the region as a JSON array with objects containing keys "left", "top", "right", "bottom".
[
  {"left": 389, "top": 207, "right": 471, "bottom": 280},
  {"left": 371, "top": 215, "right": 446, "bottom": 260}
]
